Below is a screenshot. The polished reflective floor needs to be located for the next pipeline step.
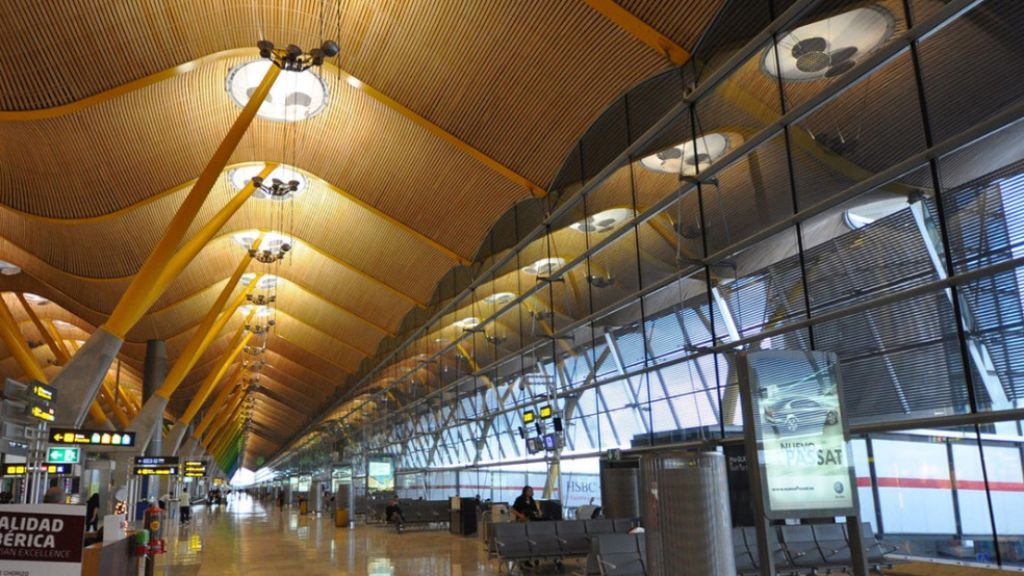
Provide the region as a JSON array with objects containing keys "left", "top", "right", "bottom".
[{"left": 156, "top": 494, "right": 500, "bottom": 575}]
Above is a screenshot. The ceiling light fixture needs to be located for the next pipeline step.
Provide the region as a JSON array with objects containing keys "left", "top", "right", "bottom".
[
  {"left": 763, "top": 6, "right": 894, "bottom": 81},
  {"left": 640, "top": 133, "right": 735, "bottom": 176},
  {"left": 246, "top": 294, "right": 276, "bottom": 306},
  {"left": 228, "top": 164, "right": 308, "bottom": 200},
  {"left": 245, "top": 321, "right": 276, "bottom": 336}
]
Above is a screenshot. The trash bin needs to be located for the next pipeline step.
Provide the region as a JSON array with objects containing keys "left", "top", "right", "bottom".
[
  {"left": 335, "top": 507, "right": 349, "bottom": 527},
  {"left": 299, "top": 498, "right": 309, "bottom": 515}
]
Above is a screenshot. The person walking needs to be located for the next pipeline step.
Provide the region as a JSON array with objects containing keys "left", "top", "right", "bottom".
[{"left": 86, "top": 493, "right": 101, "bottom": 531}]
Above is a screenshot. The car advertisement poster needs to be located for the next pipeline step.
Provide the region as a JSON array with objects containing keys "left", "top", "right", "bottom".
[
  {"left": 0, "top": 503, "right": 86, "bottom": 576},
  {"left": 739, "top": 350, "right": 857, "bottom": 518}
]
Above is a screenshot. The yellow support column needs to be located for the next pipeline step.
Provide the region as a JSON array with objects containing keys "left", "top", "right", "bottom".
[
  {"left": 103, "top": 66, "right": 279, "bottom": 338},
  {"left": 53, "top": 64, "right": 280, "bottom": 429},
  {"left": 0, "top": 295, "right": 48, "bottom": 383},
  {"left": 583, "top": 0, "right": 691, "bottom": 65},
  {"left": 164, "top": 325, "right": 253, "bottom": 453},
  {"left": 154, "top": 266, "right": 259, "bottom": 401},
  {"left": 204, "top": 392, "right": 246, "bottom": 451},
  {"left": 194, "top": 367, "right": 244, "bottom": 439},
  {"left": 16, "top": 293, "right": 69, "bottom": 365},
  {"left": 181, "top": 332, "right": 252, "bottom": 426},
  {"left": 98, "top": 386, "right": 130, "bottom": 429}
]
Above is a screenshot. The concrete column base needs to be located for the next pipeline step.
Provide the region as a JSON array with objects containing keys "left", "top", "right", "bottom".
[
  {"left": 52, "top": 328, "right": 123, "bottom": 428},
  {"left": 128, "top": 395, "right": 169, "bottom": 454},
  {"left": 165, "top": 422, "right": 188, "bottom": 455}
]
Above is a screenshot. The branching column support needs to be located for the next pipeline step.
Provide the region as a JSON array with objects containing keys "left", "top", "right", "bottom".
[
  {"left": 50, "top": 64, "right": 280, "bottom": 428},
  {"left": 166, "top": 330, "right": 253, "bottom": 454},
  {"left": 127, "top": 262, "right": 259, "bottom": 451}
]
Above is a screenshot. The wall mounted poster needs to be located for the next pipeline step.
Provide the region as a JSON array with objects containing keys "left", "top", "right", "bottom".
[
  {"left": 739, "top": 350, "right": 857, "bottom": 518},
  {"left": 367, "top": 457, "right": 395, "bottom": 493},
  {"left": 0, "top": 503, "right": 86, "bottom": 576}
]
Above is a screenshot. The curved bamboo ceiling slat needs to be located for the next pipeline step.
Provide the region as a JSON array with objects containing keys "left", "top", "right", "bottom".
[{"left": 0, "top": 0, "right": 727, "bottom": 464}]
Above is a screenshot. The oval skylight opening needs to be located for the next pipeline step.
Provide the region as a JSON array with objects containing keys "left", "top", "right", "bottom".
[
  {"left": 570, "top": 208, "right": 635, "bottom": 234},
  {"left": 522, "top": 257, "right": 566, "bottom": 276},
  {"left": 22, "top": 293, "right": 50, "bottom": 305},
  {"left": 455, "top": 317, "right": 481, "bottom": 330},
  {"left": 226, "top": 60, "right": 329, "bottom": 122},
  {"left": 763, "top": 6, "right": 894, "bottom": 81},
  {"left": 228, "top": 163, "right": 308, "bottom": 201},
  {"left": 0, "top": 260, "right": 21, "bottom": 276},
  {"left": 232, "top": 231, "right": 291, "bottom": 251},
  {"left": 483, "top": 292, "right": 516, "bottom": 305},
  {"left": 241, "top": 273, "right": 282, "bottom": 290},
  {"left": 640, "top": 133, "right": 734, "bottom": 176},
  {"left": 240, "top": 305, "right": 273, "bottom": 317}
]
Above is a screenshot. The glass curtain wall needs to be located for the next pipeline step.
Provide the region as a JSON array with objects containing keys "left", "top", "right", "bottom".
[{"left": 279, "top": 0, "right": 1024, "bottom": 567}]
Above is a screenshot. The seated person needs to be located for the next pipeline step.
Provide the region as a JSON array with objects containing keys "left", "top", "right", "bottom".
[
  {"left": 511, "top": 486, "right": 541, "bottom": 522},
  {"left": 384, "top": 494, "right": 405, "bottom": 524}
]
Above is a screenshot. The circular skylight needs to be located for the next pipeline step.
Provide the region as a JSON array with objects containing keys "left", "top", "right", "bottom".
[
  {"left": 640, "top": 133, "right": 734, "bottom": 176},
  {"left": 228, "top": 163, "right": 308, "bottom": 200},
  {"left": 226, "top": 60, "right": 329, "bottom": 122},
  {"left": 763, "top": 6, "right": 894, "bottom": 81},
  {"left": 240, "top": 305, "right": 273, "bottom": 317},
  {"left": 570, "top": 208, "right": 635, "bottom": 234},
  {"left": 0, "top": 260, "right": 21, "bottom": 276},
  {"left": 22, "top": 293, "right": 50, "bottom": 305},
  {"left": 522, "top": 257, "right": 566, "bottom": 276},
  {"left": 241, "top": 273, "right": 282, "bottom": 290},
  {"left": 232, "top": 231, "right": 292, "bottom": 251},
  {"left": 483, "top": 292, "right": 516, "bottom": 305},
  {"left": 455, "top": 317, "right": 481, "bottom": 329}
]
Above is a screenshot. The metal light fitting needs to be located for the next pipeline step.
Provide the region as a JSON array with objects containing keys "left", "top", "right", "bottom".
[
  {"left": 257, "top": 40, "right": 340, "bottom": 72},
  {"left": 246, "top": 294, "right": 276, "bottom": 305}
]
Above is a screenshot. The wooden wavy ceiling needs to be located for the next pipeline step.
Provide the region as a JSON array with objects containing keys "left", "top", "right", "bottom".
[{"left": 0, "top": 0, "right": 724, "bottom": 464}]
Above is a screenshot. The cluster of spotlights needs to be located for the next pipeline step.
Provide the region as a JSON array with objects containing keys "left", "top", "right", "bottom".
[
  {"left": 249, "top": 243, "right": 291, "bottom": 264},
  {"left": 257, "top": 40, "right": 340, "bottom": 72},
  {"left": 246, "top": 294, "right": 276, "bottom": 306},
  {"left": 245, "top": 320, "right": 276, "bottom": 336},
  {"left": 251, "top": 176, "right": 301, "bottom": 200}
]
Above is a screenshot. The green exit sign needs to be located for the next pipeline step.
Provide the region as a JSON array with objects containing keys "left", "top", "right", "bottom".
[{"left": 47, "top": 447, "right": 80, "bottom": 464}]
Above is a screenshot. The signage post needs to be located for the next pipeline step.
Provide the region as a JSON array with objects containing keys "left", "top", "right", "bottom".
[
  {"left": 3, "top": 380, "right": 58, "bottom": 503},
  {"left": 738, "top": 350, "right": 867, "bottom": 576},
  {"left": 0, "top": 503, "right": 86, "bottom": 576}
]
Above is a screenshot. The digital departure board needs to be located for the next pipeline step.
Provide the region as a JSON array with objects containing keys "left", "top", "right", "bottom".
[
  {"left": 133, "top": 456, "right": 179, "bottom": 476},
  {"left": 183, "top": 460, "right": 207, "bottom": 478}
]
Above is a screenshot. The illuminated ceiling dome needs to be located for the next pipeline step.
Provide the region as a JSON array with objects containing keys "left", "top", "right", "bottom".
[
  {"left": 226, "top": 60, "right": 328, "bottom": 122},
  {"left": 763, "top": 6, "right": 894, "bottom": 81}
]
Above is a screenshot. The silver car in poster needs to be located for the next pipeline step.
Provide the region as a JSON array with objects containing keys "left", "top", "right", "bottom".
[{"left": 763, "top": 395, "right": 839, "bottom": 435}]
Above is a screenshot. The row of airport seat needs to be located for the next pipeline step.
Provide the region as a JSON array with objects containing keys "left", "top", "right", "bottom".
[
  {"left": 735, "top": 522, "right": 897, "bottom": 574},
  {"left": 367, "top": 499, "right": 450, "bottom": 525},
  {"left": 490, "top": 519, "right": 638, "bottom": 573},
  {"left": 579, "top": 533, "right": 647, "bottom": 576}
]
